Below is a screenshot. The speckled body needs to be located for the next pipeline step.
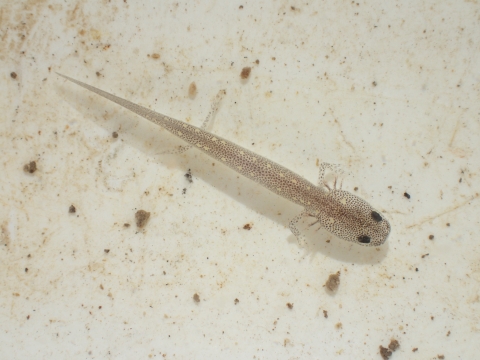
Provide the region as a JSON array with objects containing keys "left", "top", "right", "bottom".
[{"left": 58, "top": 73, "right": 391, "bottom": 246}]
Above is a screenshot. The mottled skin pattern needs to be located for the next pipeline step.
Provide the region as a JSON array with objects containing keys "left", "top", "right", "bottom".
[{"left": 58, "top": 73, "right": 391, "bottom": 246}]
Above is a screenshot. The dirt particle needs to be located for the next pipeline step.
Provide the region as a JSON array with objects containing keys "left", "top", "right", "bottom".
[
  {"left": 69, "top": 205, "right": 76, "bottom": 213},
  {"left": 243, "top": 223, "right": 252, "bottom": 230},
  {"left": 239, "top": 5, "right": 243, "bottom": 9},
  {"left": 421, "top": 253, "right": 429, "bottom": 258},
  {"left": 255, "top": 59, "right": 259, "bottom": 64},
  {"left": 446, "top": 330, "right": 450, "bottom": 336},
  {"left": 388, "top": 339, "right": 400, "bottom": 351},
  {"left": 429, "top": 234, "right": 434, "bottom": 240},
  {"left": 438, "top": 355, "right": 444, "bottom": 359},
  {"left": 412, "top": 347, "right": 418, "bottom": 352},
  {"left": 286, "top": 302, "right": 293, "bottom": 309},
  {"left": 112, "top": 131, "right": 118, "bottom": 138},
  {"left": 335, "top": 322, "right": 342, "bottom": 329},
  {"left": 135, "top": 210, "right": 150, "bottom": 228},
  {"left": 151, "top": 53, "right": 160, "bottom": 59},
  {"left": 23, "top": 161, "right": 37, "bottom": 173},
  {"left": 100, "top": 284, "right": 104, "bottom": 290},
  {"left": 185, "top": 169, "right": 193, "bottom": 183},
  {"left": 25, "top": 268, "right": 28, "bottom": 273},
  {"left": 323, "top": 310, "right": 328, "bottom": 318},
  {"left": 240, "top": 67, "right": 251, "bottom": 79},
  {"left": 193, "top": 293, "right": 200, "bottom": 303},
  {"left": 27, "top": 315, "right": 30, "bottom": 320},
  {"left": 11, "top": 72, "right": 17, "bottom": 79},
  {"left": 325, "top": 271, "right": 340, "bottom": 292},
  {"left": 404, "top": 192, "right": 410, "bottom": 199},
  {"left": 234, "top": 298, "right": 239, "bottom": 305},
  {"left": 123, "top": 223, "right": 130, "bottom": 228},
  {"left": 372, "top": 81, "right": 377, "bottom": 87},
  {"left": 96, "top": 71, "right": 101, "bottom": 77},
  {"left": 379, "top": 345, "right": 392, "bottom": 360},
  {"left": 104, "top": 249, "right": 110, "bottom": 254},
  {"left": 188, "top": 82, "right": 197, "bottom": 97}
]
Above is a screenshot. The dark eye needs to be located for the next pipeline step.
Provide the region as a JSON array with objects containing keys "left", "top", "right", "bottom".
[
  {"left": 371, "top": 211, "right": 382, "bottom": 222},
  {"left": 358, "top": 235, "right": 371, "bottom": 244}
]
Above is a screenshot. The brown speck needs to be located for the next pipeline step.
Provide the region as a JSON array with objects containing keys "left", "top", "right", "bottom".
[
  {"left": 23, "top": 161, "right": 37, "bottom": 174},
  {"left": 182, "top": 188, "right": 186, "bottom": 195},
  {"left": 404, "top": 192, "right": 410, "bottom": 199},
  {"left": 438, "top": 355, "right": 444, "bottom": 360},
  {"left": 255, "top": 59, "right": 259, "bottom": 64},
  {"left": 335, "top": 322, "right": 342, "bottom": 329},
  {"left": 431, "top": 316, "right": 434, "bottom": 320},
  {"left": 379, "top": 345, "right": 392, "bottom": 360},
  {"left": 69, "top": 205, "right": 76, "bottom": 214},
  {"left": 283, "top": 338, "right": 290, "bottom": 347},
  {"left": 151, "top": 53, "right": 160, "bottom": 59},
  {"left": 124, "top": 223, "right": 130, "bottom": 228},
  {"left": 421, "top": 253, "right": 429, "bottom": 258},
  {"left": 11, "top": 72, "right": 17, "bottom": 79},
  {"left": 325, "top": 272, "right": 340, "bottom": 291},
  {"left": 323, "top": 310, "right": 328, "bottom": 318},
  {"left": 98, "top": 306, "right": 102, "bottom": 309},
  {"left": 188, "top": 82, "right": 197, "bottom": 97},
  {"left": 412, "top": 348, "right": 418, "bottom": 352},
  {"left": 372, "top": 81, "right": 377, "bottom": 86},
  {"left": 388, "top": 339, "right": 400, "bottom": 351},
  {"left": 185, "top": 169, "right": 193, "bottom": 183},
  {"left": 446, "top": 330, "right": 450, "bottom": 336},
  {"left": 112, "top": 131, "right": 118, "bottom": 138},
  {"left": 100, "top": 284, "right": 104, "bottom": 290},
  {"left": 193, "top": 293, "right": 200, "bottom": 303},
  {"left": 446, "top": 223, "right": 450, "bottom": 227},
  {"left": 104, "top": 249, "right": 110, "bottom": 253},
  {"left": 286, "top": 302, "right": 293, "bottom": 309},
  {"left": 239, "top": 5, "right": 243, "bottom": 9},
  {"left": 243, "top": 223, "right": 252, "bottom": 230},
  {"left": 240, "top": 67, "right": 251, "bottom": 79},
  {"left": 96, "top": 71, "right": 101, "bottom": 77},
  {"left": 234, "top": 298, "right": 239, "bottom": 305},
  {"left": 429, "top": 234, "right": 434, "bottom": 240},
  {"left": 27, "top": 315, "right": 30, "bottom": 320},
  {"left": 135, "top": 210, "right": 150, "bottom": 228},
  {"left": 354, "top": 187, "right": 358, "bottom": 191}
]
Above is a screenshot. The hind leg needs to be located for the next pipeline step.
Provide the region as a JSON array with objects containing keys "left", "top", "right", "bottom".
[{"left": 158, "top": 89, "right": 226, "bottom": 155}]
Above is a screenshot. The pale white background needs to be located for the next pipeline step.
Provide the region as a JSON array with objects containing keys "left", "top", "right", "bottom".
[{"left": 1, "top": 1, "right": 479, "bottom": 359}]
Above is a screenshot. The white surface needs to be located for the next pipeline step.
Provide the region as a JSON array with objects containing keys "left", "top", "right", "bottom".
[{"left": 1, "top": 1, "right": 479, "bottom": 359}]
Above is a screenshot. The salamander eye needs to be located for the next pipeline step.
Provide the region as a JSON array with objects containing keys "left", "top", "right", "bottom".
[
  {"left": 358, "top": 235, "right": 371, "bottom": 244},
  {"left": 371, "top": 211, "right": 382, "bottom": 222}
]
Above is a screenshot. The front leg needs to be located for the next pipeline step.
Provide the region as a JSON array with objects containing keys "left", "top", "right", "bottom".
[
  {"left": 289, "top": 211, "right": 310, "bottom": 244},
  {"left": 317, "top": 162, "right": 345, "bottom": 191}
]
